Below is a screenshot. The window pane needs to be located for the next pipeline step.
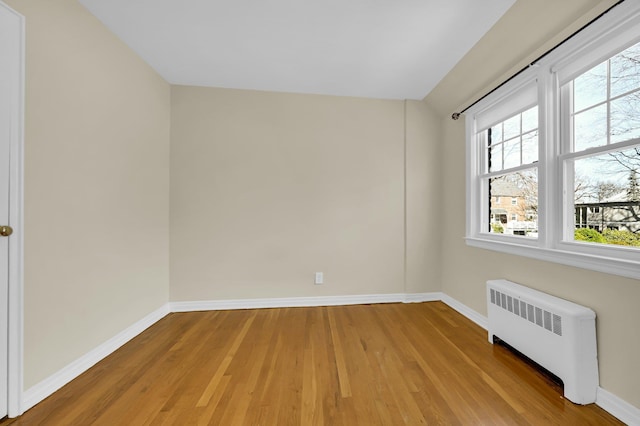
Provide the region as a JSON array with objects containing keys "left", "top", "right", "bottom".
[
  {"left": 522, "top": 131, "right": 538, "bottom": 165},
  {"left": 489, "top": 143, "right": 503, "bottom": 172},
  {"left": 610, "top": 43, "right": 640, "bottom": 98},
  {"left": 610, "top": 92, "right": 640, "bottom": 144},
  {"left": 489, "top": 170, "right": 538, "bottom": 237},
  {"left": 503, "top": 137, "right": 520, "bottom": 169},
  {"left": 574, "top": 104, "right": 607, "bottom": 151},
  {"left": 503, "top": 115, "right": 520, "bottom": 140},
  {"left": 573, "top": 145, "right": 640, "bottom": 246},
  {"left": 491, "top": 123, "right": 503, "bottom": 143},
  {"left": 573, "top": 61, "right": 607, "bottom": 112},
  {"left": 522, "top": 106, "right": 538, "bottom": 133}
]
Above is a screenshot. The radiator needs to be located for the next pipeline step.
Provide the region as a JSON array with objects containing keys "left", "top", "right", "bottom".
[{"left": 487, "top": 279, "right": 599, "bottom": 404}]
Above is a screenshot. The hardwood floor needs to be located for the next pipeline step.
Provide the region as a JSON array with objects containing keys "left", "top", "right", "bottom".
[{"left": 1, "top": 302, "right": 623, "bottom": 425}]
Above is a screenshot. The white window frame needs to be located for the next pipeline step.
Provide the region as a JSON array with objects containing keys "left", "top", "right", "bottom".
[{"left": 465, "top": 1, "right": 640, "bottom": 281}]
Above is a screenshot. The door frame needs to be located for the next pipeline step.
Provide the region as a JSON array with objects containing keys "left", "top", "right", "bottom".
[{"left": 1, "top": 1, "right": 24, "bottom": 418}]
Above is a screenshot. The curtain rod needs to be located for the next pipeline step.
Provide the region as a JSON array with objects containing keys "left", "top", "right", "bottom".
[{"left": 451, "top": 0, "right": 625, "bottom": 120}]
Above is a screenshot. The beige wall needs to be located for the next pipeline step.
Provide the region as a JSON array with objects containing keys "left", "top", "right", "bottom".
[
  {"left": 405, "top": 100, "right": 441, "bottom": 293},
  {"left": 6, "top": 0, "right": 171, "bottom": 388},
  {"left": 427, "top": 0, "right": 640, "bottom": 408},
  {"left": 170, "top": 87, "right": 439, "bottom": 301}
]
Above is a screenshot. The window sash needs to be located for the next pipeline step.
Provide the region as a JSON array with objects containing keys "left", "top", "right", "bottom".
[
  {"left": 561, "top": 141, "right": 640, "bottom": 246},
  {"left": 561, "top": 51, "right": 640, "bottom": 155}
]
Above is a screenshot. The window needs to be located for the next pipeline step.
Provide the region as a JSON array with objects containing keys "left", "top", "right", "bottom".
[
  {"left": 485, "top": 106, "right": 538, "bottom": 237},
  {"left": 562, "top": 44, "right": 640, "bottom": 247},
  {"left": 465, "top": 1, "right": 640, "bottom": 280}
]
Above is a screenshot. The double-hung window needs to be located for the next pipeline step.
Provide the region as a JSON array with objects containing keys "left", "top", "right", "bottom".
[
  {"left": 465, "top": 1, "right": 640, "bottom": 280},
  {"left": 473, "top": 80, "right": 539, "bottom": 239}
]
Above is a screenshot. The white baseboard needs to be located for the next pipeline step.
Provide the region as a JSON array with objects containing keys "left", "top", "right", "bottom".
[
  {"left": 404, "top": 292, "right": 442, "bottom": 303},
  {"left": 21, "top": 303, "right": 170, "bottom": 413},
  {"left": 170, "top": 292, "right": 441, "bottom": 312},
  {"left": 597, "top": 386, "right": 640, "bottom": 426},
  {"left": 440, "top": 293, "right": 488, "bottom": 330}
]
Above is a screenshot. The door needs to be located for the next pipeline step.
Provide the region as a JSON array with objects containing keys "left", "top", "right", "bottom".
[
  {"left": 0, "top": 5, "right": 12, "bottom": 417},
  {"left": 0, "top": 110, "right": 8, "bottom": 419},
  {"left": 0, "top": 22, "right": 10, "bottom": 417},
  {"left": 0, "top": 1, "right": 22, "bottom": 418}
]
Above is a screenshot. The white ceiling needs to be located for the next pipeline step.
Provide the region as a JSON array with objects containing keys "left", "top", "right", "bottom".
[{"left": 79, "top": 0, "right": 515, "bottom": 100}]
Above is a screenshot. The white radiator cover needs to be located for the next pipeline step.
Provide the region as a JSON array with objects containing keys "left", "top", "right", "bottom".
[{"left": 487, "top": 279, "right": 599, "bottom": 405}]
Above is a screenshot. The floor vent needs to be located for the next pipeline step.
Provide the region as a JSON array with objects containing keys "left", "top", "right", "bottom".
[{"left": 487, "top": 279, "right": 598, "bottom": 405}]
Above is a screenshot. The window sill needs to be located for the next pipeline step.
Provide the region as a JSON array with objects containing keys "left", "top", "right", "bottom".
[{"left": 465, "top": 236, "right": 640, "bottom": 281}]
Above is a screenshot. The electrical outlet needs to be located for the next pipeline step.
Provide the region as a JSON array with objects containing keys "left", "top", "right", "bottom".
[{"left": 314, "top": 272, "right": 324, "bottom": 285}]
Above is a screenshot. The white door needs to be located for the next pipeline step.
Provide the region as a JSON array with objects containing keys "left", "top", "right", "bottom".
[
  {"left": 0, "top": 1, "right": 22, "bottom": 418},
  {"left": 0, "top": 28, "right": 10, "bottom": 419},
  {"left": 0, "top": 11, "right": 11, "bottom": 420},
  {"left": 0, "top": 95, "right": 8, "bottom": 418}
]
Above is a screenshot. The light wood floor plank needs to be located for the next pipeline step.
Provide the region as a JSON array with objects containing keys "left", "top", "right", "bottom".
[
  {"left": 196, "top": 311, "right": 256, "bottom": 408},
  {"left": 326, "top": 308, "right": 352, "bottom": 399},
  {"left": 0, "top": 302, "right": 624, "bottom": 425}
]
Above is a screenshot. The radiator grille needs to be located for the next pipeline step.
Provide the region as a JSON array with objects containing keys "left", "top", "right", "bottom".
[{"left": 490, "top": 288, "right": 562, "bottom": 336}]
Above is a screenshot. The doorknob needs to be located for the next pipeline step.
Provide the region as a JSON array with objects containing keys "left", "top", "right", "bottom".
[{"left": 0, "top": 226, "right": 13, "bottom": 237}]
